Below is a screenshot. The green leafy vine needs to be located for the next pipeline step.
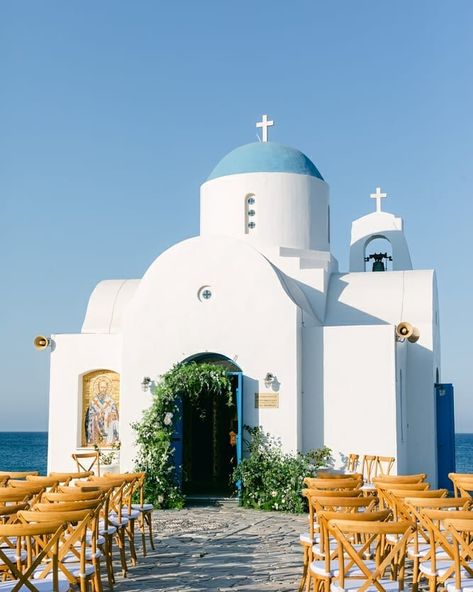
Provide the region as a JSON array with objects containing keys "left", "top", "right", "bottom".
[{"left": 132, "top": 362, "right": 233, "bottom": 509}]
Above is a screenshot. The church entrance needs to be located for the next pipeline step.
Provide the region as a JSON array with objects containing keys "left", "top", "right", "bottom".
[{"left": 174, "top": 354, "right": 242, "bottom": 496}]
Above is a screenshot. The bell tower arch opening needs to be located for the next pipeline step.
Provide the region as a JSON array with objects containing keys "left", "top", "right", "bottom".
[{"left": 364, "top": 235, "right": 393, "bottom": 272}]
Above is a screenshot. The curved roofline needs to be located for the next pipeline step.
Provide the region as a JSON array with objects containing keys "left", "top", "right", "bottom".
[{"left": 207, "top": 141, "right": 324, "bottom": 181}]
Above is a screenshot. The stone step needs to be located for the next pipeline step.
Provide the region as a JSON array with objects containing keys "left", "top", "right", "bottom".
[{"left": 185, "top": 494, "right": 239, "bottom": 507}]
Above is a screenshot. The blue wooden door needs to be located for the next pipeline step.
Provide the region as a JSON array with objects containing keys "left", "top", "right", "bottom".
[
  {"left": 436, "top": 383, "right": 456, "bottom": 489},
  {"left": 229, "top": 371, "right": 243, "bottom": 465}
]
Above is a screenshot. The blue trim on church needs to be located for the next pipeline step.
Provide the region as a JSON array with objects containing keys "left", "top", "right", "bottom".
[{"left": 207, "top": 142, "right": 324, "bottom": 181}]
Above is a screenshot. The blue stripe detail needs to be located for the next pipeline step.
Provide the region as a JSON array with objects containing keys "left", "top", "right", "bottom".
[{"left": 207, "top": 142, "right": 324, "bottom": 181}]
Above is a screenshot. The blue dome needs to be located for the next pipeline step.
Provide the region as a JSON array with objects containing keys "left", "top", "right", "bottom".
[{"left": 207, "top": 142, "right": 324, "bottom": 181}]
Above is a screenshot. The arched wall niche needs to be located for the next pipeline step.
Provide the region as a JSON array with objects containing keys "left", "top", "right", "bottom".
[
  {"left": 81, "top": 369, "right": 120, "bottom": 448},
  {"left": 364, "top": 234, "right": 393, "bottom": 272}
]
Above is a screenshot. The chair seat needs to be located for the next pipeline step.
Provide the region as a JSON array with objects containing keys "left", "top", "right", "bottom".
[
  {"left": 0, "top": 548, "right": 27, "bottom": 563},
  {"left": 312, "top": 540, "right": 338, "bottom": 558},
  {"left": 64, "top": 548, "right": 103, "bottom": 562},
  {"left": 299, "top": 532, "right": 320, "bottom": 545},
  {"left": 98, "top": 521, "right": 117, "bottom": 535},
  {"left": 121, "top": 509, "right": 140, "bottom": 520},
  {"left": 310, "top": 558, "right": 376, "bottom": 578},
  {"left": 108, "top": 514, "right": 129, "bottom": 527},
  {"left": 420, "top": 559, "right": 456, "bottom": 577},
  {"left": 34, "top": 563, "right": 95, "bottom": 579},
  {"left": 331, "top": 579, "right": 401, "bottom": 591},
  {"left": 446, "top": 578, "right": 473, "bottom": 592},
  {"left": 0, "top": 574, "right": 70, "bottom": 591},
  {"left": 131, "top": 503, "right": 153, "bottom": 512}
]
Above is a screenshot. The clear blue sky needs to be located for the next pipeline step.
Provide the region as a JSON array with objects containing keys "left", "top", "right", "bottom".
[{"left": 1, "top": 1, "right": 472, "bottom": 431}]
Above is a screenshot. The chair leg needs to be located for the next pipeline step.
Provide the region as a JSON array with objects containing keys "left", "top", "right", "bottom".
[
  {"left": 93, "top": 557, "right": 103, "bottom": 592},
  {"left": 115, "top": 528, "right": 128, "bottom": 578},
  {"left": 145, "top": 511, "right": 155, "bottom": 551},
  {"left": 298, "top": 545, "right": 308, "bottom": 592},
  {"left": 126, "top": 519, "right": 138, "bottom": 567},
  {"left": 103, "top": 535, "right": 115, "bottom": 588}
]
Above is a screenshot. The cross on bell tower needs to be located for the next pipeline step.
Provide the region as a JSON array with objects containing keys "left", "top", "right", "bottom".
[
  {"left": 370, "top": 186, "right": 387, "bottom": 213},
  {"left": 256, "top": 114, "right": 274, "bottom": 143}
]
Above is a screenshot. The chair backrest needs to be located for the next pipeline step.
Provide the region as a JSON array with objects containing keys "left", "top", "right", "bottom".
[
  {"left": 0, "top": 489, "right": 34, "bottom": 503},
  {"left": 25, "top": 476, "right": 61, "bottom": 489},
  {"left": 303, "top": 477, "right": 361, "bottom": 491},
  {"left": 0, "top": 503, "right": 29, "bottom": 523},
  {"left": 43, "top": 491, "right": 102, "bottom": 503},
  {"left": 0, "top": 521, "right": 66, "bottom": 591},
  {"left": 19, "top": 507, "right": 97, "bottom": 586},
  {"left": 49, "top": 471, "right": 93, "bottom": 483},
  {"left": 373, "top": 473, "right": 426, "bottom": 485},
  {"left": 316, "top": 471, "right": 363, "bottom": 481},
  {"left": 328, "top": 519, "right": 414, "bottom": 591},
  {"left": 346, "top": 453, "right": 359, "bottom": 472},
  {"left": 376, "top": 456, "right": 395, "bottom": 476},
  {"left": 361, "top": 455, "right": 377, "bottom": 483},
  {"left": 449, "top": 473, "right": 473, "bottom": 498},
  {"left": 34, "top": 500, "right": 102, "bottom": 513},
  {"left": 72, "top": 451, "right": 100, "bottom": 476},
  {"left": 315, "top": 509, "right": 392, "bottom": 568},
  {"left": 376, "top": 482, "right": 430, "bottom": 491},
  {"left": 445, "top": 518, "right": 473, "bottom": 590},
  {"left": 0, "top": 470, "right": 39, "bottom": 480}
]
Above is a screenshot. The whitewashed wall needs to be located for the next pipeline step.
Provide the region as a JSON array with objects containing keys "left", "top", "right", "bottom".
[
  {"left": 47, "top": 334, "right": 122, "bottom": 472},
  {"left": 201, "top": 172, "right": 329, "bottom": 252},
  {"left": 119, "top": 235, "right": 302, "bottom": 470}
]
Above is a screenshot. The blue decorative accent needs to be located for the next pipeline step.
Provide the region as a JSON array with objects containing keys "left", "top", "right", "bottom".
[
  {"left": 436, "top": 383, "right": 456, "bottom": 489},
  {"left": 207, "top": 142, "right": 324, "bottom": 181}
]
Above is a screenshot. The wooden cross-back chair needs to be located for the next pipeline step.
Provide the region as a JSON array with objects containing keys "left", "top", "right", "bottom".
[
  {"left": 72, "top": 451, "right": 101, "bottom": 476},
  {"left": 416, "top": 509, "right": 473, "bottom": 591},
  {"left": 403, "top": 497, "right": 473, "bottom": 590},
  {"left": 19, "top": 508, "right": 98, "bottom": 592},
  {"left": 0, "top": 521, "right": 67, "bottom": 592},
  {"left": 375, "top": 482, "right": 430, "bottom": 511},
  {"left": 105, "top": 471, "right": 155, "bottom": 557},
  {"left": 298, "top": 489, "right": 364, "bottom": 592},
  {"left": 380, "top": 488, "right": 447, "bottom": 521},
  {"left": 298, "top": 496, "right": 380, "bottom": 592},
  {"left": 309, "top": 509, "right": 392, "bottom": 592},
  {"left": 444, "top": 518, "right": 473, "bottom": 592},
  {"left": 376, "top": 456, "right": 395, "bottom": 477},
  {"left": 85, "top": 477, "right": 135, "bottom": 577},
  {"left": 328, "top": 519, "right": 415, "bottom": 592},
  {"left": 346, "top": 453, "right": 359, "bottom": 473},
  {"left": 449, "top": 473, "right": 473, "bottom": 498},
  {"left": 361, "top": 455, "right": 377, "bottom": 484}
]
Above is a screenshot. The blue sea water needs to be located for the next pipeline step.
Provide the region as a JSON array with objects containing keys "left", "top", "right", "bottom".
[
  {"left": 0, "top": 432, "right": 48, "bottom": 475},
  {"left": 0, "top": 432, "right": 473, "bottom": 476}
]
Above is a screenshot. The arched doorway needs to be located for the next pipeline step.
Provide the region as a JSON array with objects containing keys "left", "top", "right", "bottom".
[{"left": 173, "top": 353, "right": 243, "bottom": 496}]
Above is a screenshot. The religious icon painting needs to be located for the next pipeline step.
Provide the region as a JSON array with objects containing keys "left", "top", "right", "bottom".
[{"left": 81, "top": 369, "right": 120, "bottom": 448}]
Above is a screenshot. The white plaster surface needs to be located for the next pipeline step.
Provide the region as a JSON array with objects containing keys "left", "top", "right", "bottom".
[{"left": 46, "top": 147, "right": 442, "bottom": 485}]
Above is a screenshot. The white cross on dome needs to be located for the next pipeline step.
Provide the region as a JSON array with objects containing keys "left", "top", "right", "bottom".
[{"left": 256, "top": 114, "right": 274, "bottom": 143}]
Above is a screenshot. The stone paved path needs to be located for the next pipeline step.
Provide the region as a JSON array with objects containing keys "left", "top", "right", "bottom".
[{"left": 114, "top": 503, "right": 306, "bottom": 591}]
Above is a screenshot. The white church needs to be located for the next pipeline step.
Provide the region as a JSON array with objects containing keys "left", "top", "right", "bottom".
[{"left": 45, "top": 115, "right": 451, "bottom": 490}]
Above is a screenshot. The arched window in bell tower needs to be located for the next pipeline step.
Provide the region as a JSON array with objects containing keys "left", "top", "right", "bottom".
[
  {"left": 364, "top": 235, "right": 393, "bottom": 272},
  {"left": 244, "top": 193, "right": 256, "bottom": 234}
]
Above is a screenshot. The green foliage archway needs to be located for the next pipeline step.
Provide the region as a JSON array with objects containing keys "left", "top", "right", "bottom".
[{"left": 133, "top": 362, "right": 233, "bottom": 508}]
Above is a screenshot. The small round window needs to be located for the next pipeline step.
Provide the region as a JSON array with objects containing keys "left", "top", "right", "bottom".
[
  {"left": 198, "top": 286, "right": 213, "bottom": 302},
  {"left": 247, "top": 196, "right": 255, "bottom": 205}
]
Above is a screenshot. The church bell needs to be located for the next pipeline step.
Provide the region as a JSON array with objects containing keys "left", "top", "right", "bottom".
[{"left": 372, "top": 260, "right": 385, "bottom": 272}]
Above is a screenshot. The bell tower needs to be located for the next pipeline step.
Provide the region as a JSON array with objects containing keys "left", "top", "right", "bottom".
[{"left": 349, "top": 187, "right": 413, "bottom": 272}]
